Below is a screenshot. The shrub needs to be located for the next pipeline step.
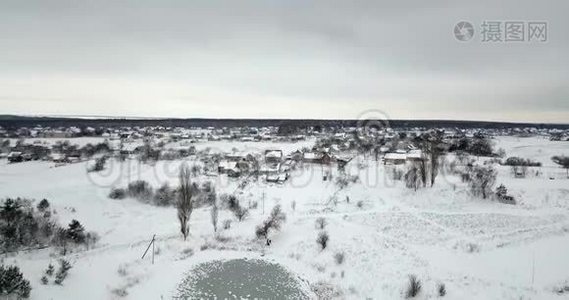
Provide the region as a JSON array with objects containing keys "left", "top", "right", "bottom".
[
  {"left": 109, "top": 188, "right": 127, "bottom": 200},
  {"left": 225, "top": 195, "right": 249, "bottom": 222},
  {"left": 127, "top": 180, "right": 154, "bottom": 201},
  {"left": 1, "top": 197, "right": 95, "bottom": 252},
  {"left": 315, "top": 217, "right": 327, "bottom": 230},
  {"left": 468, "top": 166, "right": 496, "bottom": 199},
  {"left": 503, "top": 156, "right": 541, "bottom": 167},
  {"left": 405, "top": 275, "right": 422, "bottom": 298},
  {"left": 234, "top": 206, "right": 249, "bottom": 222},
  {"left": 223, "top": 220, "right": 232, "bottom": 230},
  {"left": 37, "top": 199, "right": 50, "bottom": 212},
  {"left": 88, "top": 156, "right": 108, "bottom": 172},
  {"left": 45, "top": 264, "right": 54, "bottom": 276},
  {"left": 41, "top": 275, "right": 49, "bottom": 285},
  {"left": 54, "top": 259, "right": 72, "bottom": 285},
  {"left": 334, "top": 252, "right": 345, "bottom": 265},
  {"left": 255, "top": 205, "right": 287, "bottom": 239},
  {"left": 437, "top": 283, "right": 446, "bottom": 297},
  {"left": 66, "top": 219, "right": 86, "bottom": 244},
  {"left": 495, "top": 184, "right": 515, "bottom": 205},
  {"left": 316, "top": 231, "right": 329, "bottom": 250},
  {"left": 153, "top": 183, "right": 176, "bottom": 206},
  {"left": 0, "top": 265, "right": 32, "bottom": 298}
]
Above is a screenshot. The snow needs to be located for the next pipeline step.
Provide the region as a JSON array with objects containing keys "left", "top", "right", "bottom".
[{"left": 1, "top": 136, "right": 569, "bottom": 299}]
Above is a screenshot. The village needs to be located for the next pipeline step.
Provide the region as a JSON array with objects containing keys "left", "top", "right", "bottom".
[{"left": 2, "top": 121, "right": 569, "bottom": 299}]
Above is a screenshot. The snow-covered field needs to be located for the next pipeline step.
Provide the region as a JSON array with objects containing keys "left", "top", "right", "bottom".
[{"left": 1, "top": 137, "right": 569, "bottom": 299}]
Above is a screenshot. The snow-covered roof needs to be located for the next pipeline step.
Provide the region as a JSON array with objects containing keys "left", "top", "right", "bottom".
[
  {"left": 265, "top": 150, "right": 282, "bottom": 158},
  {"left": 384, "top": 153, "right": 407, "bottom": 160}
]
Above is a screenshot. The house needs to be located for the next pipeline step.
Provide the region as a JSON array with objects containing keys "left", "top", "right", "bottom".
[
  {"left": 406, "top": 150, "right": 424, "bottom": 162},
  {"left": 264, "top": 150, "right": 283, "bottom": 164},
  {"left": 218, "top": 160, "right": 249, "bottom": 177},
  {"left": 218, "top": 161, "right": 240, "bottom": 177},
  {"left": 303, "top": 151, "right": 332, "bottom": 164},
  {"left": 383, "top": 153, "right": 407, "bottom": 165},
  {"left": 49, "top": 153, "right": 67, "bottom": 163},
  {"left": 266, "top": 173, "right": 288, "bottom": 183},
  {"left": 225, "top": 153, "right": 247, "bottom": 162}
]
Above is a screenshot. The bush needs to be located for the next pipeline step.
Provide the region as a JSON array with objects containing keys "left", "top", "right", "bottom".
[
  {"left": 315, "top": 217, "right": 327, "bottom": 230},
  {"left": 225, "top": 195, "right": 249, "bottom": 222},
  {"left": 437, "top": 283, "right": 446, "bottom": 297},
  {"left": 1, "top": 197, "right": 95, "bottom": 253},
  {"left": 0, "top": 265, "right": 32, "bottom": 298},
  {"left": 495, "top": 184, "right": 516, "bottom": 205},
  {"left": 255, "top": 205, "right": 287, "bottom": 239},
  {"left": 88, "top": 156, "right": 108, "bottom": 172},
  {"left": 66, "top": 219, "right": 86, "bottom": 243},
  {"left": 45, "top": 264, "right": 54, "bottom": 276},
  {"left": 37, "top": 199, "right": 50, "bottom": 212},
  {"left": 54, "top": 259, "right": 72, "bottom": 285},
  {"left": 127, "top": 180, "right": 154, "bottom": 201},
  {"left": 109, "top": 188, "right": 127, "bottom": 200},
  {"left": 223, "top": 220, "right": 232, "bottom": 230},
  {"left": 468, "top": 166, "right": 496, "bottom": 199},
  {"left": 234, "top": 206, "right": 249, "bottom": 222},
  {"left": 405, "top": 275, "right": 422, "bottom": 298},
  {"left": 503, "top": 156, "right": 541, "bottom": 167},
  {"left": 316, "top": 231, "right": 329, "bottom": 250},
  {"left": 334, "top": 252, "right": 345, "bottom": 265},
  {"left": 153, "top": 183, "right": 176, "bottom": 206}
]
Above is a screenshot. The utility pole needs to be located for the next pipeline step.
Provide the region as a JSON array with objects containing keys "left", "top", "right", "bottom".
[
  {"left": 262, "top": 191, "right": 265, "bottom": 215},
  {"left": 142, "top": 234, "right": 156, "bottom": 265}
]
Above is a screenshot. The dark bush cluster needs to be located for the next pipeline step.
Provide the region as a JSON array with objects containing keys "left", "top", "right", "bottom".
[
  {"left": 255, "top": 205, "right": 287, "bottom": 239},
  {"left": 108, "top": 188, "right": 127, "bottom": 200},
  {"left": 153, "top": 183, "right": 177, "bottom": 206},
  {"left": 0, "top": 264, "right": 31, "bottom": 298},
  {"left": 41, "top": 259, "right": 72, "bottom": 286},
  {"left": 0, "top": 198, "right": 97, "bottom": 253},
  {"left": 405, "top": 275, "right": 422, "bottom": 298},
  {"left": 224, "top": 195, "right": 249, "bottom": 222},
  {"left": 127, "top": 180, "right": 154, "bottom": 202},
  {"left": 449, "top": 136, "right": 494, "bottom": 157},
  {"left": 316, "top": 231, "right": 329, "bottom": 250},
  {"left": 54, "top": 259, "right": 72, "bottom": 285},
  {"left": 466, "top": 165, "right": 497, "bottom": 199},
  {"left": 495, "top": 184, "right": 516, "bottom": 205},
  {"left": 88, "top": 156, "right": 108, "bottom": 172},
  {"left": 503, "top": 157, "right": 541, "bottom": 167},
  {"left": 109, "top": 180, "right": 216, "bottom": 207}
]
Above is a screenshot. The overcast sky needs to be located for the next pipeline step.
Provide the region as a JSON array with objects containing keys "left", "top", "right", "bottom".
[{"left": 1, "top": 0, "right": 568, "bottom": 123}]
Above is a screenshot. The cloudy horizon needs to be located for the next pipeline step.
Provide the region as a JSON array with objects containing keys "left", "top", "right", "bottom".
[{"left": 1, "top": 0, "right": 568, "bottom": 123}]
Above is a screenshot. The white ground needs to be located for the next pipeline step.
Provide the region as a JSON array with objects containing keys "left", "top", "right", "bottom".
[{"left": 1, "top": 137, "right": 569, "bottom": 299}]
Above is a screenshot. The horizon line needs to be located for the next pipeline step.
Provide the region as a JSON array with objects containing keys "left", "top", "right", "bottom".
[{"left": 2, "top": 113, "right": 568, "bottom": 127}]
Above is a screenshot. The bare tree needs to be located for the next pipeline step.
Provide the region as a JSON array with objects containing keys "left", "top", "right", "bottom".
[
  {"left": 210, "top": 199, "right": 219, "bottom": 233},
  {"left": 426, "top": 132, "right": 443, "bottom": 187},
  {"left": 469, "top": 165, "right": 497, "bottom": 199},
  {"left": 405, "top": 163, "right": 422, "bottom": 191},
  {"left": 177, "top": 165, "right": 193, "bottom": 240},
  {"left": 418, "top": 157, "right": 428, "bottom": 188}
]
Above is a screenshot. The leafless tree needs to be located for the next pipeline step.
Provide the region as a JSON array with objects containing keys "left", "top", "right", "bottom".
[
  {"left": 405, "top": 162, "right": 422, "bottom": 191},
  {"left": 469, "top": 165, "right": 497, "bottom": 199},
  {"left": 210, "top": 199, "right": 219, "bottom": 233},
  {"left": 177, "top": 165, "right": 193, "bottom": 240}
]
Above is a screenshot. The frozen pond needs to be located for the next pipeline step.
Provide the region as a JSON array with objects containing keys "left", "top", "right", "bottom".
[{"left": 174, "top": 258, "right": 310, "bottom": 299}]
